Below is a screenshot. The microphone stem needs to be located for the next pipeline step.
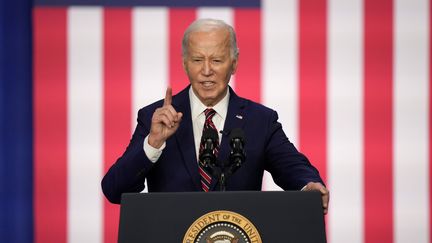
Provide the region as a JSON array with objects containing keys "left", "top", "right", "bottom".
[{"left": 220, "top": 172, "right": 226, "bottom": 191}]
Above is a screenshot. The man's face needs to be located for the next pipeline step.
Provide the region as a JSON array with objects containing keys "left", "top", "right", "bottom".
[{"left": 183, "top": 28, "right": 238, "bottom": 107}]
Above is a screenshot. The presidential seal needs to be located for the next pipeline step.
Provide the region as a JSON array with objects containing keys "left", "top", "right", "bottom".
[{"left": 183, "top": 210, "right": 262, "bottom": 243}]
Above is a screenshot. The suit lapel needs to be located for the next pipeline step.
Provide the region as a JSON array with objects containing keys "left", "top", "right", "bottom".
[
  {"left": 172, "top": 87, "right": 201, "bottom": 190},
  {"left": 209, "top": 88, "right": 247, "bottom": 191}
]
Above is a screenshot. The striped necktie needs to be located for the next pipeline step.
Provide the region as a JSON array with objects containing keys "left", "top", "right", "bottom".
[{"left": 198, "top": 108, "right": 219, "bottom": 192}]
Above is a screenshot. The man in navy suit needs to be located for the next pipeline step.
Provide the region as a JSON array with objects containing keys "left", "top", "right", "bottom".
[{"left": 102, "top": 19, "right": 329, "bottom": 214}]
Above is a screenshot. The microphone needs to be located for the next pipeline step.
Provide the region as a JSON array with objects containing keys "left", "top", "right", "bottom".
[
  {"left": 219, "top": 129, "right": 230, "bottom": 137},
  {"left": 228, "top": 128, "right": 246, "bottom": 172},
  {"left": 199, "top": 128, "right": 219, "bottom": 168}
]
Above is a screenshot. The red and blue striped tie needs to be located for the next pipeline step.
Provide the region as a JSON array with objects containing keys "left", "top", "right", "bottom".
[{"left": 198, "top": 108, "right": 219, "bottom": 192}]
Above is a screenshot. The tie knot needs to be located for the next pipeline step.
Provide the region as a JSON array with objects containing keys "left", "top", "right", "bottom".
[{"left": 204, "top": 108, "right": 216, "bottom": 120}]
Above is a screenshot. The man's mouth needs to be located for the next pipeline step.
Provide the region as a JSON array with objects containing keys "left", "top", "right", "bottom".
[{"left": 201, "top": 81, "right": 215, "bottom": 88}]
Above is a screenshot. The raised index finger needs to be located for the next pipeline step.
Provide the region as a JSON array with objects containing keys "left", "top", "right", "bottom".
[{"left": 163, "top": 87, "right": 172, "bottom": 106}]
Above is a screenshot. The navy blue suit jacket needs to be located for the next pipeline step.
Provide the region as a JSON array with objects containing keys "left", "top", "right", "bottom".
[{"left": 102, "top": 86, "right": 323, "bottom": 204}]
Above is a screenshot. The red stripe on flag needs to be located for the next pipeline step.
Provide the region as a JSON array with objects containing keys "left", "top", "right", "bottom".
[
  {"left": 103, "top": 9, "right": 132, "bottom": 243},
  {"left": 169, "top": 9, "right": 196, "bottom": 94},
  {"left": 364, "top": 0, "right": 394, "bottom": 242},
  {"left": 299, "top": 0, "right": 327, "bottom": 182},
  {"left": 234, "top": 9, "right": 261, "bottom": 103},
  {"left": 33, "top": 7, "right": 68, "bottom": 243}
]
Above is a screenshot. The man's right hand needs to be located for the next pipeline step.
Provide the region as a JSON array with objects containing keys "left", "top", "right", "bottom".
[{"left": 148, "top": 87, "right": 183, "bottom": 148}]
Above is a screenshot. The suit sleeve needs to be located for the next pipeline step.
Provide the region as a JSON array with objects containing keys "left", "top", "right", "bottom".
[
  {"left": 101, "top": 108, "right": 156, "bottom": 204},
  {"left": 264, "top": 110, "right": 324, "bottom": 190}
]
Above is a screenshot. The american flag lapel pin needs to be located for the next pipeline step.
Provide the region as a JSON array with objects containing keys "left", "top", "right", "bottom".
[{"left": 236, "top": 114, "right": 243, "bottom": 120}]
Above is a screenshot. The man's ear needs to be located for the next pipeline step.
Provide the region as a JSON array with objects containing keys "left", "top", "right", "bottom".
[
  {"left": 231, "top": 56, "right": 239, "bottom": 75},
  {"left": 182, "top": 57, "right": 187, "bottom": 73}
]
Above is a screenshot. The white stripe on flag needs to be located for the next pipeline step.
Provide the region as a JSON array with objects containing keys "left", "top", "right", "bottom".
[
  {"left": 327, "top": 0, "right": 364, "bottom": 242},
  {"left": 261, "top": 0, "right": 298, "bottom": 191},
  {"left": 132, "top": 8, "right": 168, "bottom": 193},
  {"left": 67, "top": 7, "right": 103, "bottom": 243},
  {"left": 262, "top": 0, "right": 298, "bottom": 146},
  {"left": 197, "top": 7, "right": 233, "bottom": 28},
  {"left": 132, "top": 7, "right": 168, "bottom": 132},
  {"left": 394, "top": 0, "right": 430, "bottom": 242},
  {"left": 197, "top": 7, "right": 236, "bottom": 90}
]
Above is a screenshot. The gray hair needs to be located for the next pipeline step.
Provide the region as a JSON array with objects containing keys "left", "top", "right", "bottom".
[{"left": 182, "top": 19, "right": 239, "bottom": 60}]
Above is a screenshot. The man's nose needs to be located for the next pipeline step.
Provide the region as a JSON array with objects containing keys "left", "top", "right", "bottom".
[{"left": 201, "top": 61, "right": 213, "bottom": 76}]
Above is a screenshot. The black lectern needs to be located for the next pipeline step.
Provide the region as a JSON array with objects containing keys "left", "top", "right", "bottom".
[{"left": 118, "top": 191, "right": 326, "bottom": 243}]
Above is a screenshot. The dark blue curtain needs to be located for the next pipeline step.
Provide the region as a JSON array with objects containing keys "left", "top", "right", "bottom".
[{"left": 0, "top": 0, "right": 33, "bottom": 242}]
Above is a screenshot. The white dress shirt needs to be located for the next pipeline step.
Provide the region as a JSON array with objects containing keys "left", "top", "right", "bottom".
[{"left": 143, "top": 87, "right": 230, "bottom": 162}]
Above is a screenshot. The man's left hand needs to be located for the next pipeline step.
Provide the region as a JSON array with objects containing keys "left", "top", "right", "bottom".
[{"left": 303, "top": 182, "right": 329, "bottom": 215}]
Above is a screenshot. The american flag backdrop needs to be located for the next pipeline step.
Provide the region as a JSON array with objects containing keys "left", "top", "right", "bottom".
[{"left": 32, "top": 0, "right": 431, "bottom": 243}]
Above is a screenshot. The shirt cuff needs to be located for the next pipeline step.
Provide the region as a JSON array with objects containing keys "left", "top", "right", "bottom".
[{"left": 143, "top": 135, "right": 166, "bottom": 163}]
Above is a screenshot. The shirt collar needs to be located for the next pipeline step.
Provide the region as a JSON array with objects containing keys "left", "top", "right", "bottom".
[{"left": 189, "top": 86, "right": 230, "bottom": 120}]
